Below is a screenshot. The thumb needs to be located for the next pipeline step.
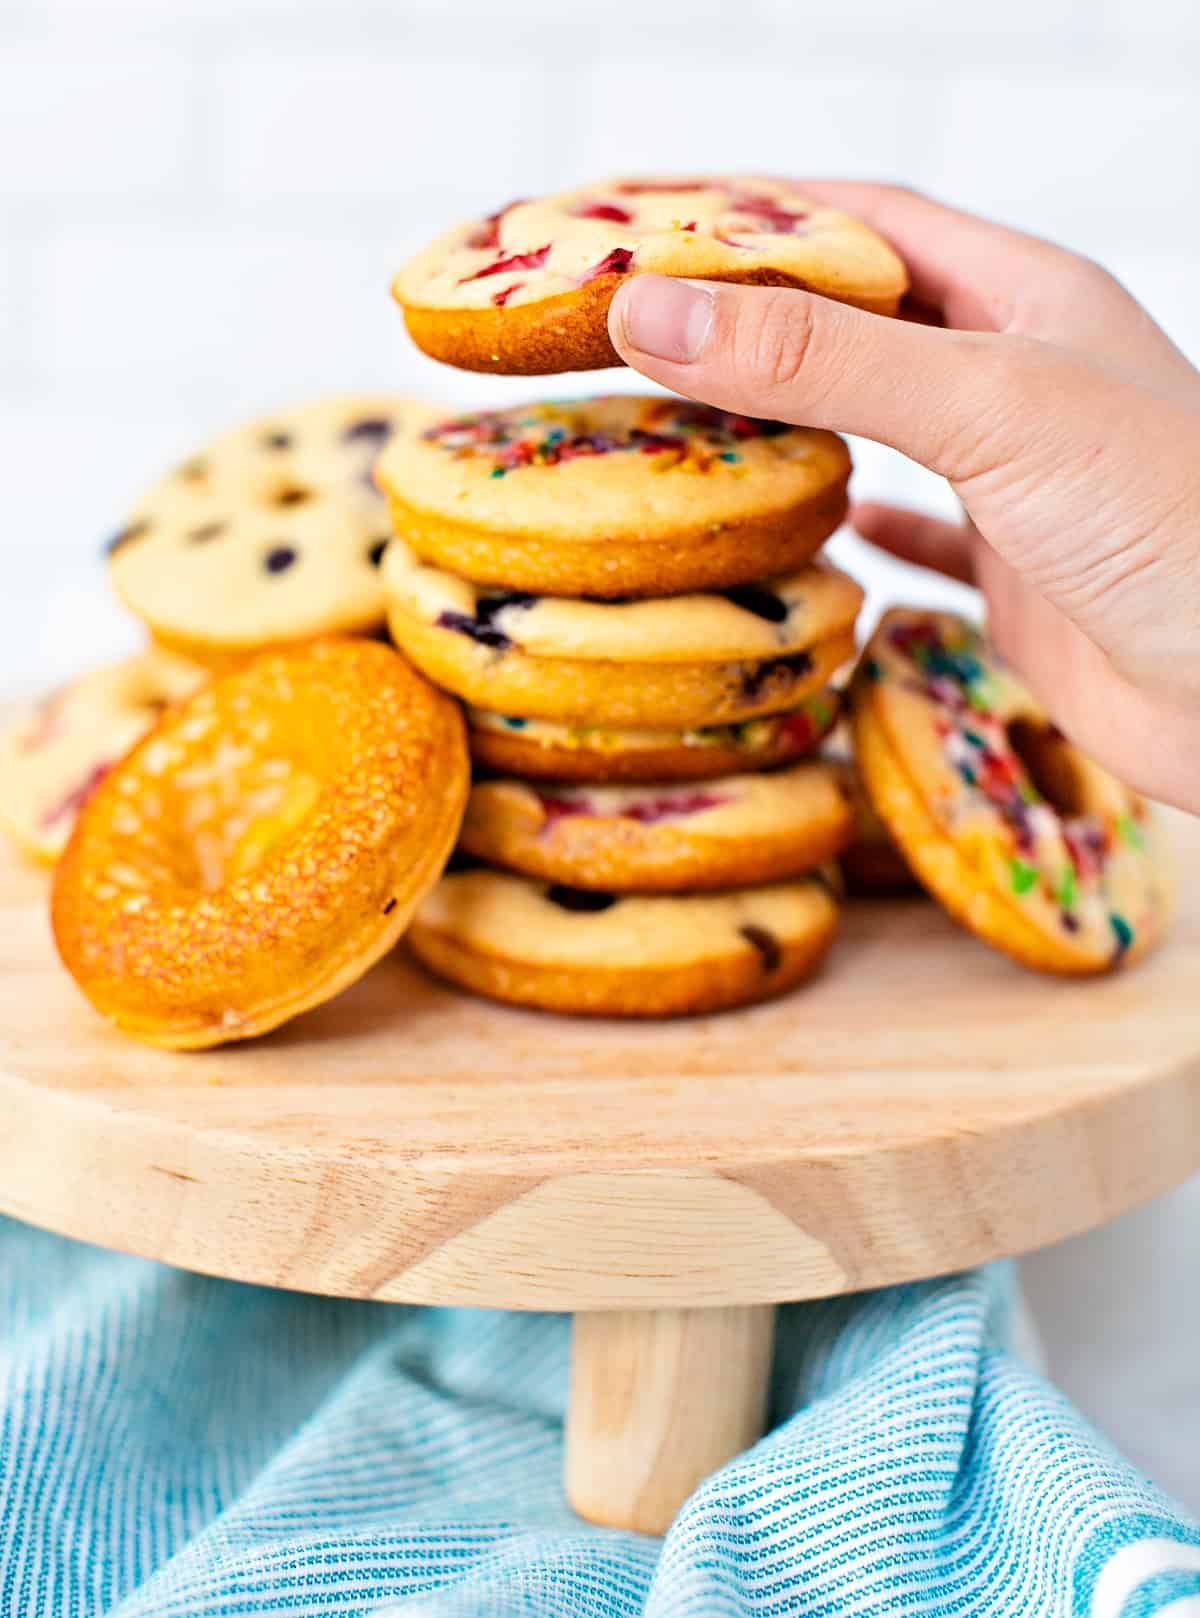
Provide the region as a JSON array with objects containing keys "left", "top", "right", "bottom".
[{"left": 608, "top": 274, "right": 1052, "bottom": 485}]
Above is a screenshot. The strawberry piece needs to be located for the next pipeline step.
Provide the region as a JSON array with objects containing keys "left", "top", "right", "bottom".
[
  {"left": 491, "top": 284, "right": 520, "bottom": 307},
  {"left": 623, "top": 790, "right": 728, "bottom": 824},
  {"left": 538, "top": 794, "right": 596, "bottom": 824},
  {"left": 458, "top": 244, "right": 550, "bottom": 285},
  {"left": 580, "top": 247, "right": 633, "bottom": 284},
  {"left": 778, "top": 710, "right": 817, "bottom": 747},
  {"left": 40, "top": 762, "right": 110, "bottom": 830},
  {"left": 725, "top": 193, "right": 809, "bottom": 234},
  {"left": 538, "top": 789, "right": 728, "bottom": 826},
  {"left": 574, "top": 202, "right": 634, "bottom": 224},
  {"left": 465, "top": 199, "right": 526, "bottom": 251}
]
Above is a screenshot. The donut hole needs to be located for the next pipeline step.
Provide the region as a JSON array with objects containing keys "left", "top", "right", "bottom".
[
  {"left": 154, "top": 747, "right": 323, "bottom": 892},
  {"left": 218, "top": 771, "right": 322, "bottom": 884},
  {"left": 1006, "top": 718, "right": 1088, "bottom": 817}
]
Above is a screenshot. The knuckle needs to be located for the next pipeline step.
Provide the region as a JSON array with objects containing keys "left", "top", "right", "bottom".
[
  {"left": 731, "top": 287, "right": 819, "bottom": 393},
  {"left": 851, "top": 179, "right": 927, "bottom": 208},
  {"left": 1068, "top": 253, "right": 1119, "bottom": 300},
  {"left": 880, "top": 180, "right": 927, "bottom": 205},
  {"left": 931, "top": 333, "right": 1038, "bottom": 481}
]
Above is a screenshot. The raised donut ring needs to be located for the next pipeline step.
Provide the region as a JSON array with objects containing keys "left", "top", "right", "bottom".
[
  {"left": 51, "top": 639, "right": 468, "bottom": 1047},
  {"left": 851, "top": 609, "right": 1171, "bottom": 973}
]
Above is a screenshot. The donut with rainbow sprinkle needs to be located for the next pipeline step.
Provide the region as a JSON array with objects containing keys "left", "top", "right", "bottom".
[{"left": 851, "top": 608, "right": 1171, "bottom": 973}]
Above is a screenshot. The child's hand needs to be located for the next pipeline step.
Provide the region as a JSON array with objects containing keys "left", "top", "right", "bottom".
[{"left": 608, "top": 182, "right": 1200, "bottom": 813}]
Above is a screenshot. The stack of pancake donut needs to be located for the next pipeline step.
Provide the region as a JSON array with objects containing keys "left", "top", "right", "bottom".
[
  {"left": 0, "top": 175, "right": 1174, "bottom": 1050},
  {"left": 377, "top": 395, "right": 864, "bottom": 1015}
]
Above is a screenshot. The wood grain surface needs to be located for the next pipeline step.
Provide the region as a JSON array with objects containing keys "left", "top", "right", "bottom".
[
  {"left": 566, "top": 1305, "right": 775, "bottom": 1533},
  {"left": 1, "top": 815, "right": 1199, "bottom": 1310}
]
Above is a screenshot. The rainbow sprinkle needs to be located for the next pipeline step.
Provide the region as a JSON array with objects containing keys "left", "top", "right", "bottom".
[{"left": 423, "top": 401, "right": 791, "bottom": 477}]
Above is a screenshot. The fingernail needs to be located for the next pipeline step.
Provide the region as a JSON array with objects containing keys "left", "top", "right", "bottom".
[{"left": 614, "top": 275, "right": 714, "bottom": 364}]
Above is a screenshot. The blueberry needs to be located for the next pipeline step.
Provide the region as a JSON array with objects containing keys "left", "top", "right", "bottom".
[
  {"left": 104, "top": 520, "right": 149, "bottom": 557},
  {"left": 437, "top": 592, "right": 537, "bottom": 651},
  {"left": 477, "top": 591, "right": 536, "bottom": 623},
  {"left": 739, "top": 923, "right": 782, "bottom": 972},
  {"left": 722, "top": 585, "right": 789, "bottom": 623},
  {"left": 437, "top": 610, "right": 512, "bottom": 650},
  {"left": 738, "top": 650, "right": 814, "bottom": 703},
  {"left": 264, "top": 545, "right": 298, "bottom": 574},
  {"left": 344, "top": 417, "right": 392, "bottom": 445},
  {"left": 445, "top": 849, "right": 485, "bottom": 874},
  {"left": 545, "top": 886, "right": 618, "bottom": 912}
]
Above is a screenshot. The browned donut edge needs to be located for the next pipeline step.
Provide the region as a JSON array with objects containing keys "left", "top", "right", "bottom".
[
  {"left": 458, "top": 802, "right": 852, "bottom": 894},
  {"left": 407, "top": 902, "right": 838, "bottom": 1016},
  {"left": 398, "top": 269, "right": 902, "bottom": 375},
  {"left": 467, "top": 725, "right": 825, "bottom": 784},
  {"left": 388, "top": 483, "right": 849, "bottom": 599},
  {"left": 150, "top": 620, "right": 390, "bottom": 673}
]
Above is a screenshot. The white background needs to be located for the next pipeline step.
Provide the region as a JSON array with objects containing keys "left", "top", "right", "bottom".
[{"left": 1, "top": 0, "right": 1197, "bottom": 1509}]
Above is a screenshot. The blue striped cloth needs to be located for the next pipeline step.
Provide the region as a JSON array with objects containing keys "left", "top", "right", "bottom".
[{"left": 1, "top": 1215, "right": 1197, "bottom": 1617}]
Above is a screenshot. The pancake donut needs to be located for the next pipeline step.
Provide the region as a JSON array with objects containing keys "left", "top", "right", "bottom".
[
  {"left": 52, "top": 639, "right": 468, "bottom": 1048},
  {"left": 0, "top": 650, "right": 206, "bottom": 865},
  {"left": 851, "top": 610, "right": 1170, "bottom": 973},
  {"left": 461, "top": 761, "right": 852, "bottom": 893},
  {"left": 408, "top": 865, "right": 840, "bottom": 1017},
  {"left": 377, "top": 396, "right": 850, "bottom": 598},
  {"left": 822, "top": 724, "right": 915, "bottom": 895},
  {"left": 467, "top": 690, "right": 841, "bottom": 783},
  {"left": 384, "top": 542, "right": 862, "bottom": 729},
  {"left": 393, "top": 176, "right": 908, "bottom": 373},
  {"left": 107, "top": 394, "right": 426, "bottom": 666}
]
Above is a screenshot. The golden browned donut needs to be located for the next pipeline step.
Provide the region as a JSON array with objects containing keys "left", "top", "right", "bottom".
[
  {"left": 108, "top": 395, "right": 424, "bottom": 665},
  {"left": 377, "top": 396, "right": 849, "bottom": 598},
  {"left": 408, "top": 865, "right": 840, "bottom": 1017},
  {"left": 466, "top": 690, "right": 841, "bottom": 783},
  {"left": 460, "top": 762, "right": 851, "bottom": 892},
  {"left": 52, "top": 639, "right": 468, "bottom": 1048},
  {"left": 384, "top": 542, "right": 862, "bottom": 729},
  {"left": 393, "top": 177, "right": 908, "bottom": 373}
]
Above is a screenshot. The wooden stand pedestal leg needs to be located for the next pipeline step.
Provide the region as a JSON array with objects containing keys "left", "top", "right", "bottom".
[{"left": 565, "top": 1304, "right": 776, "bottom": 1535}]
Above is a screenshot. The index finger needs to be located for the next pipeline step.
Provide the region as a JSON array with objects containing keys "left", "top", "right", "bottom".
[
  {"left": 794, "top": 181, "right": 1068, "bottom": 330},
  {"left": 795, "top": 181, "right": 1179, "bottom": 378}
]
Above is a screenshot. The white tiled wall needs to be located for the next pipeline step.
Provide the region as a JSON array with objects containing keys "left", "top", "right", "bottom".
[{"left": 2, "top": 0, "right": 1200, "bottom": 691}]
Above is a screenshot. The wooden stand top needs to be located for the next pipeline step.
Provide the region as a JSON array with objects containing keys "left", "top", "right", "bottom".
[{"left": 2, "top": 816, "right": 1198, "bottom": 1311}]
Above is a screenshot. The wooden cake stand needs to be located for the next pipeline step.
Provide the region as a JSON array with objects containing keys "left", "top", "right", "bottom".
[{"left": 2, "top": 822, "right": 1199, "bottom": 1535}]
